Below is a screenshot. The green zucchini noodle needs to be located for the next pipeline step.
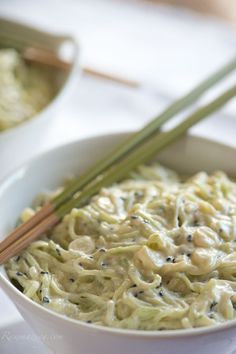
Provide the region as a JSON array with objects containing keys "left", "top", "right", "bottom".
[{"left": 6, "top": 163, "right": 236, "bottom": 330}]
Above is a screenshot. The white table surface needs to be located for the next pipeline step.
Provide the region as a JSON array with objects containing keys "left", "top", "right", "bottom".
[{"left": 0, "top": 0, "right": 236, "bottom": 353}]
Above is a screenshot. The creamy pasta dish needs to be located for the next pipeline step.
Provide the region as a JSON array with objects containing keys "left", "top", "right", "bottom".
[
  {"left": 0, "top": 48, "right": 56, "bottom": 131},
  {"left": 6, "top": 163, "right": 236, "bottom": 330}
]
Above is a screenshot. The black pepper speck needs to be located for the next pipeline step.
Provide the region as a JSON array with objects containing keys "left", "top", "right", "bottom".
[
  {"left": 210, "top": 301, "right": 217, "bottom": 311},
  {"left": 16, "top": 271, "right": 23, "bottom": 276},
  {"left": 131, "top": 215, "right": 138, "bottom": 220},
  {"left": 43, "top": 296, "right": 50, "bottom": 303},
  {"left": 187, "top": 234, "right": 193, "bottom": 242},
  {"left": 178, "top": 216, "right": 182, "bottom": 226}
]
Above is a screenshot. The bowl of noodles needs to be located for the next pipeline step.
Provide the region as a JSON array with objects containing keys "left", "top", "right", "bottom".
[
  {"left": 1, "top": 132, "right": 236, "bottom": 354},
  {"left": 0, "top": 17, "right": 80, "bottom": 177}
]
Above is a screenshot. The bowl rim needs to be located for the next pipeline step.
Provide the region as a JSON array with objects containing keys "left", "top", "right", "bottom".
[
  {"left": 1, "top": 132, "right": 236, "bottom": 339},
  {"left": 0, "top": 16, "right": 80, "bottom": 140}
]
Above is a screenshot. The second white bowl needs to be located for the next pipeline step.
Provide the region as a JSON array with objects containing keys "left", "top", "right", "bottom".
[
  {"left": 1, "top": 132, "right": 236, "bottom": 354},
  {"left": 0, "top": 17, "right": 80, "bottom": 178}
]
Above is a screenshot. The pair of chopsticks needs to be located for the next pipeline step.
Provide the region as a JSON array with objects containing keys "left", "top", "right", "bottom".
[{"left": 1, "top": 57, "right": 236, "bottom": 264}]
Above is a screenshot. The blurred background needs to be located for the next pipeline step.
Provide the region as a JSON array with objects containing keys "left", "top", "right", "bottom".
[
  {"left": 1, "top": 1, "right": 236, "bottom": 353},
  {"left": 1, "top": 0, "right": 236, "bottom": 150},
  {"left": 152, "top": 0, "right": 236, "bottom": 23}
]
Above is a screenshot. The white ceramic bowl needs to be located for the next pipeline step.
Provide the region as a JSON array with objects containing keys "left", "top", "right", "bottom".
[
  {"left": 1, "top": 133, "right": 236, "bottom": 354},
  {"left": 0, "top": 18, "right": 80, "bottom": 178}
]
